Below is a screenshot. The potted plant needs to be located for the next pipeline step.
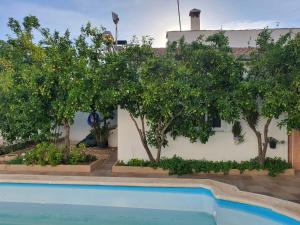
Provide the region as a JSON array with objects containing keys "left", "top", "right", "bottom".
[
  {"left": 268, "top": 137, "right": 285, "bottom": 149},
  {"left": 98, "top": 122, "right": 110, "bottom": 148},
  {"left": 232, "top": 121, "right": 245, "bottom": 144},
  {"left": 91, "top": 119, "right": 110, "bottom": 148}
]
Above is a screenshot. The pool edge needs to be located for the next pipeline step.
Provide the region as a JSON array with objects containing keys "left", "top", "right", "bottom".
[{"left": 0, "top": 174, "right": 298, "bottom": 221}]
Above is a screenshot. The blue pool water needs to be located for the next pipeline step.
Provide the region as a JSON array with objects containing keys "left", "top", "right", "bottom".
[
  {"left": 0, "top": 183, "right": 298, "bottom": 225},
  {"left": 0, "top": 202, "right": 215, "bottom": 225}
]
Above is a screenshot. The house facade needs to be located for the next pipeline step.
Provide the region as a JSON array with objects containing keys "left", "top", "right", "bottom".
[{"left": 117, "top": 9, "right": 300, "bottom": 166}]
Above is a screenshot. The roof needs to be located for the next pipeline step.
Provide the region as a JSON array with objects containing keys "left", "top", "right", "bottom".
[
  {"left": 166, "top": 28, "right": 300, "bottom": 33},
  {"left": 189, "top": 8, "right": 201, "bottom": 17},
  {"left": 153, "top": 47, "right": 255, "bottom": 58},
  {"left": 153, "top": 48, "right": 166, "bottom": 56},
  {"left": 232, "top": 47, "right": 255, "bottom": 57}
]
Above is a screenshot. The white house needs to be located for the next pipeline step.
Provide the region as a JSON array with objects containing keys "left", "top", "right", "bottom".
[{"left": 117, "top": 9, "right": 300, "bottom": 166}]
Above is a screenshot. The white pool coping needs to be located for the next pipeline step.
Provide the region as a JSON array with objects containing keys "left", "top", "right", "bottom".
[{"left": 0, "top": 174, "right": 299, "bottom": 221}]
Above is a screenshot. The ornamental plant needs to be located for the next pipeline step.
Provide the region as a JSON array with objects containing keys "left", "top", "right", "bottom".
[
  {"left": 76, "top": 23, "right": 118, "bottom": 146},
  {"left": 119, "top": 155, "right": 292, "bottom": 176},
  {"left": 9, "top": 142, "right": 96, "bottom": 166},
  {"left": 166, "top": 33, "right": 243, "bottom": 143},
  {"left": 107, "top": 37, "right": 157, "bottom": 162},
  {"left": 280, "top": 33, "right": 300, "bottom": 130},
  {"left": 0, "top": 16, "right": 53, "bottom": 143},
  {"left": 140, "top": 55, "right": 202, "bottom": 162},
  {"left": 39, "top": 27, "right": 89, "bottom": 157},
  {"left": 108, "top": 34, "right": 244, "bottom": 162},
  {"left": 235, "top": 29, "right": 298, "bottom": 165}
]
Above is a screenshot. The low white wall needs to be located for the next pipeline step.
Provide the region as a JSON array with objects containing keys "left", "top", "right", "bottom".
[{"left": 118, "top": 108, "right": 288, "bottom": 162}]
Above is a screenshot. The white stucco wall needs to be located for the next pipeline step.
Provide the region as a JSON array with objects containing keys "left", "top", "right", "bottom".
[
  {"left": 108, "top": 128, "right": 118, "bottom": 148},
  {"left": 70, "top": 112, "right": 91, "bottom": 142},
  {"left": 118, "top": 108, "right": 288, "bottom": 162},
  {"left": 166, "top": 28, "right": 300, "bottom": 48}
]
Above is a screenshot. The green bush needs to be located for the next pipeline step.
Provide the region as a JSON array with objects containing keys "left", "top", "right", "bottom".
[
  {"left": 24, "top": 142, "right": 63, "bottom": 166},
  {"left": 117, "top": 155, "right": 292, "bottom": 176},
  {"left": 68, "top": 144, "right": 96, "bottom": 165},
  {"left": 8, "top": 142, "right": 96, "bottom": 166},
  {"left": 8, "top": 156, "right": 25, "bottom": 165}
]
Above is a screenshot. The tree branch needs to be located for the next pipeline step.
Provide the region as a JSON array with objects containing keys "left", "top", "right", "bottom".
[
  {"left": 129, "top": 112, "right": 155, "bottom": 162},
  {"left": 262, "top": 117, "right": 272, "bottom": 156},
  {"left": 162, "top": 108, "right": 184, "bottom": 134}
]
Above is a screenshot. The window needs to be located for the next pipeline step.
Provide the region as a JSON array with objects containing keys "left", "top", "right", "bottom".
[
  {"left": 211, "top": 114, "right": 221, "bottom": 128},
  {"left": 205, "top": 113, "right": 226, "bottom": 131}
]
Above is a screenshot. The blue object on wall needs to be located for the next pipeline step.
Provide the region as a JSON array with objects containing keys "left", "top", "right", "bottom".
[{"left": 87, "top": 112, "right": 100, "bottom": 127}]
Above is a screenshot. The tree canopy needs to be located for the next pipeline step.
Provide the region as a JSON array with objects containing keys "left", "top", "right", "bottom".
[
  {"left": 0, "top": 16, "right": 53, "bottom": 143},
  {"left": 234, "top": 29, "right": 300, "bottom": 165},
  {"left": 1, "top": 15, "right": 300, "bottom": 165}
]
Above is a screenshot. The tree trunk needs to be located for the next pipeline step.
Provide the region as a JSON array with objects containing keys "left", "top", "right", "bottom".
[
  {"left": 260, "top": 118, "right": 272, "bottom": 165},
  {"left": 247, "top": 117, "right": 272, "bottom": 166},
  {"left": 155, "top": 112, "right": 183, "bottom": 163},
  {"left": 64, "top": 119, "right": 71, "bottom": 158},
  {"left": 156, "top": 145, "right": 162, "bottom": 163},
  {"left": 155, "top": 123, "right": 163, "bottom": 163},
  {"left": 129, "top": 113, "right": 155, "bottom": 162},
  {"left": 92, "top": 111, "right": 101, "bottom": 146},
  {"left": 254, "top": 130, "right": 264, "bottom": 166}
]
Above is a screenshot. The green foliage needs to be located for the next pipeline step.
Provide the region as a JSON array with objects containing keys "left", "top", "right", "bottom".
[
  {"left": 76, "top": 23, "right": 118, "bottom": 118},
  {"left": 232, "top": 121, "right": 245, "bottom": 144},
  {"left": 118, "top": 155, "right": 292, "bottom": 176},
  {"left": 141, "top": 54, "right": 202, "bottom": 159},
  {"left": 2, "top": 16, "right": 300, "bottom": 168},
  {"left": 8, "top": 142, "right": 96, "bottom": 166},
  {"left": 233, "top": 28, "right": 300, "bottom": 164},
  {"left": 40, "top": 27, "right": 91, "bottom": 152},
  {"left": 167, "top": 32, "right": 244, "bottom": 144},
  {"left": 24, "top": 142, "right": 63, "bottom": 166},
  {"left": 109, "top": 32, "right": 243, "bottom": 162},
  {"left": 67, "top": 144, "right": 96, "bottom": 165},
  {"left": 206, "top": 31, "right": 231, "bottom": 52},
  {"left": 279, "top": 33, "right": 300, "bottom": 130},
  {"left": 232, "top": 121, "right": 242, "bottom": 137},
  {"left": 8, "top": 156, "right": 24, "bottom": 165},
  {"left": 263, "top": 157, "right": 291, "bottom": 176},
  {"left": 0, "top": 16, "right": 53, "bottom": 143}
]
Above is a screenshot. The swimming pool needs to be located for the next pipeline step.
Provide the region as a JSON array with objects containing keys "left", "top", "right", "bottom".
[{"left": 0, "top": 182, "right": 298, "bottom": 225}]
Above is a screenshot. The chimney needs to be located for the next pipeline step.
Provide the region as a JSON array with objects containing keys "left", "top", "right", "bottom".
[{"left": 189, "top": 8, "right": 201, "bottom": 30}]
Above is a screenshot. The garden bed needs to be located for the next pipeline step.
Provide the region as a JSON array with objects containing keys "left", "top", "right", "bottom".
[
  {"left": 113, "top": 156, "right": 294, "bottom": 176},
  {"left": 112, "top": 164, "right": 295, "bottom": 176},
  {"left": 0, "top": 143, "right": 115, "bottom": 174},
  {"left": 112, "top": 164, "right": 169, "bottom": 175},
  {"left": 0, "top": 158, "right": 103, "bottom": 174}
]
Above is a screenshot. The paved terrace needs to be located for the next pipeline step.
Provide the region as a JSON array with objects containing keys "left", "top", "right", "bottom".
[{"left": 0, "top": 148, "right": 299, "bottom": 205}]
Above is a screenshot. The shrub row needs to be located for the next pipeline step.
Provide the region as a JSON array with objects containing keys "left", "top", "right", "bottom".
[
  {"left": 117, "top": 155, "right": 292, "bottom": 176},
  {"left": 9, "top": 142, "right": 96, "bottom": 166}
]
